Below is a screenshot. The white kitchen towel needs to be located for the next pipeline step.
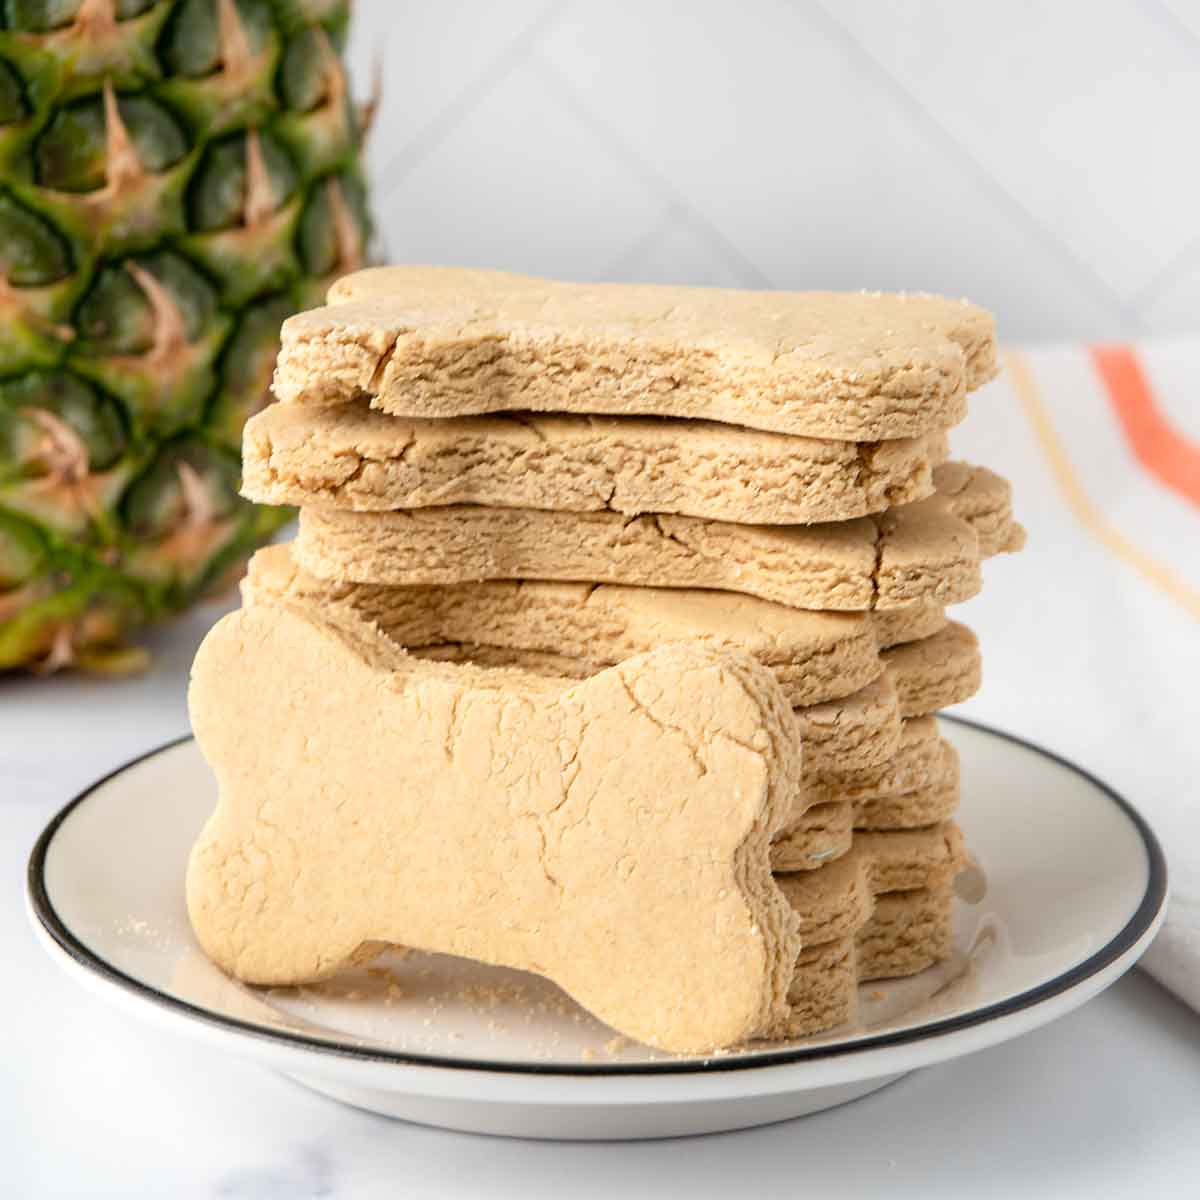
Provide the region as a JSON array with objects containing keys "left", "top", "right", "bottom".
[{"left": 950, "top": 341, "right": 1199, "bottom": 1012}]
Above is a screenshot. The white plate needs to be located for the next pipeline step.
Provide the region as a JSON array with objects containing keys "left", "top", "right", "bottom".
[{"left": 28, "top": 718, "right": 1165, "bottom": 1140}]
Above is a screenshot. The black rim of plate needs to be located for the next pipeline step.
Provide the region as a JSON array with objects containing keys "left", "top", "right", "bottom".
[{"left": 28, "top": 716, "right": 1167, "bottom": 1078}]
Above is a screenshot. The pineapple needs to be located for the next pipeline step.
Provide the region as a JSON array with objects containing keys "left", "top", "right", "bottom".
[{"left": 0, "top": 0, "right": 370, "bottom": 672}]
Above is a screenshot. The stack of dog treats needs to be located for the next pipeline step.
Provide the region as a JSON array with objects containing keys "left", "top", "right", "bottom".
[{"left": 200, "top": 267, "right": 1023, "bottom": 1048}]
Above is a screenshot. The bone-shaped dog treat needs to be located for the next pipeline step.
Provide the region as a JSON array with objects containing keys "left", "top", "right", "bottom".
[
  {"left": 773, "top": 802, "right": 854, "bottom": 872},
  {"left": 376, "top": 640, "right": 906, "bottom": 775},
  {"left": 243, "top": 546, "right": 884, "bottom": 707},
  {"left": 776, "top": 824, "right": 966, "bottom": 1037},
  {"left": 243, "top": 401, "right": 949, "bottom": 525},
  {"left": 246, "top": 547, "right": 951, "bottom": 706},
  {"left": 291, "top": 500, "right": 977, "bottom": 611},
  {"left": 853, "top": 778, "right": 960, "bottom": 833},
  {"left": 291, "top": 500, "right": 959, "bottom": 611},
  {"left": 794, "top": 620, "right": 978, "bottom": 775},
  {"left": 774, "top": 720, "right": 961, "bottom": 870},
  {"left": 933, "top": 461, "right": 1027, "bottom": 556},
  {"left": 275, "top": 266, "right": 996, "bottom": 441},
  {"left": 884, "top": 622, "right": 981, "bottom": 718},
  {"left": 804, "top": 716, "right": 954, "bottom": 804},
  {"left": 773, "top": 776, "right": 961, "bottom": 871},
  {"left": 789, "top": 885, "right": 957, "bottom": 1036},
  {"left": 408, "top": 643, "right": 913, "bottom": 779},
  {"left": 774, "top": 726, "right": 960, "bottom": 874},
  {"left": 245, "top": 550, "right": 971, "bottom": 776},
  {"left": 187, "top": 602, "right": 804, "bottom": 1053},
  {"left": 293, "top": 465, "right": 1021, "bottom": 613},
  {"left": 872, "top": 604, "right": 947, "bottom": 648},
  {"left": 854, "top": 887, "right": 956, "bottom": 981},
  {"left": 777, "top": 823, "right": 965, "bottom": 944},
  {"left": 792, "top": 673, "right": 902, "bottom": 772},
  {"left": 381, "top": 624, "right": 978, "bottom": 773}
]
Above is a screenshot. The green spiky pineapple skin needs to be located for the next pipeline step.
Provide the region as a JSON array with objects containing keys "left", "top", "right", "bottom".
[{"left": 0, "top": 0, "right": 370, "bottom": 670}]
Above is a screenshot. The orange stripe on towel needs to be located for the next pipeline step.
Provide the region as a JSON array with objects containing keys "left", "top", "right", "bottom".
[
  {"left": 1091, "top": 344, "right": 1200, "bottom": 509},
  {"left": 1007, "top": 350, "right": 1200, "bottom": 622}
]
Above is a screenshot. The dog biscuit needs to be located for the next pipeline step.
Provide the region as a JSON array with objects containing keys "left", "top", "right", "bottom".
[
  {"left": 773, "top": 753, "right": 961, "bottom": 867},
  {"left": 776, "top": 823, "right": 964, "bottom": 943},
  {"left": 786, "top": 886, "right": 956, "bottom": 1037},
  {"left": 408, "top": 621, "right": 980, "bottom": 771},
  {"left": 933, "top": 461, "right": 1027, "bottom": 556},
  {"left": 244, "top": 546, "right": 883, "bottom": 707},
  {"left": 792, "top": 673, "right": 903, "bottom": 772},
  {"left": 243, "top": 402, "right": 951, "bottom": 525},
  {"left": 293, "top": 467, "right": 1019, "bottom": 612},
  {"left": 188, "top": 602, "right": 804, "bottom": 1053},
  {"left": 247, "top": 547, "right": 953, "bottom": 709},
  {"left": 775, "top": 821, "right": 964, "bottom": 1038},
  {"left": 805, "top": 716, "right": 955, "bottom": 805},
  {"left": 885, "top": 622, "right": 981, "bottom": 718},
  {"left": 275, "top": 266, "right": 997, "bottom": 441},
  {"left": 872, "top": 604, "right": 947, "bottom": 648},
  {"left": 399, "top": 638, "right": 909, "bottom": 775},
  {"left": 361, "top": 622, "right": 977, "bottom": 772}
]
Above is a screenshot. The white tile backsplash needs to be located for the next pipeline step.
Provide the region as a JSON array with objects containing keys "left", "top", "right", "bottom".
[
  {"left": 345, "top": 0, "right": 1199, "bottom": 343},
  {"left": 371, "top": 65, "right": 665, "bottom": 278},
  {"left": 831, "top": 1, "right": 1200, "bottom": 302}
]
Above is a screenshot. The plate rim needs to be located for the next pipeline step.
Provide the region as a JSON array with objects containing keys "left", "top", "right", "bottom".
[{"left": 26, "top": 716, "right": 1167, "bottom": 1078}]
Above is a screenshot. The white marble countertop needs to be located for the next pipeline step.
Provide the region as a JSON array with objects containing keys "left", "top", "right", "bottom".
[{"left": 6, "top": 601, "right": 1200, "bottom": 1199}]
